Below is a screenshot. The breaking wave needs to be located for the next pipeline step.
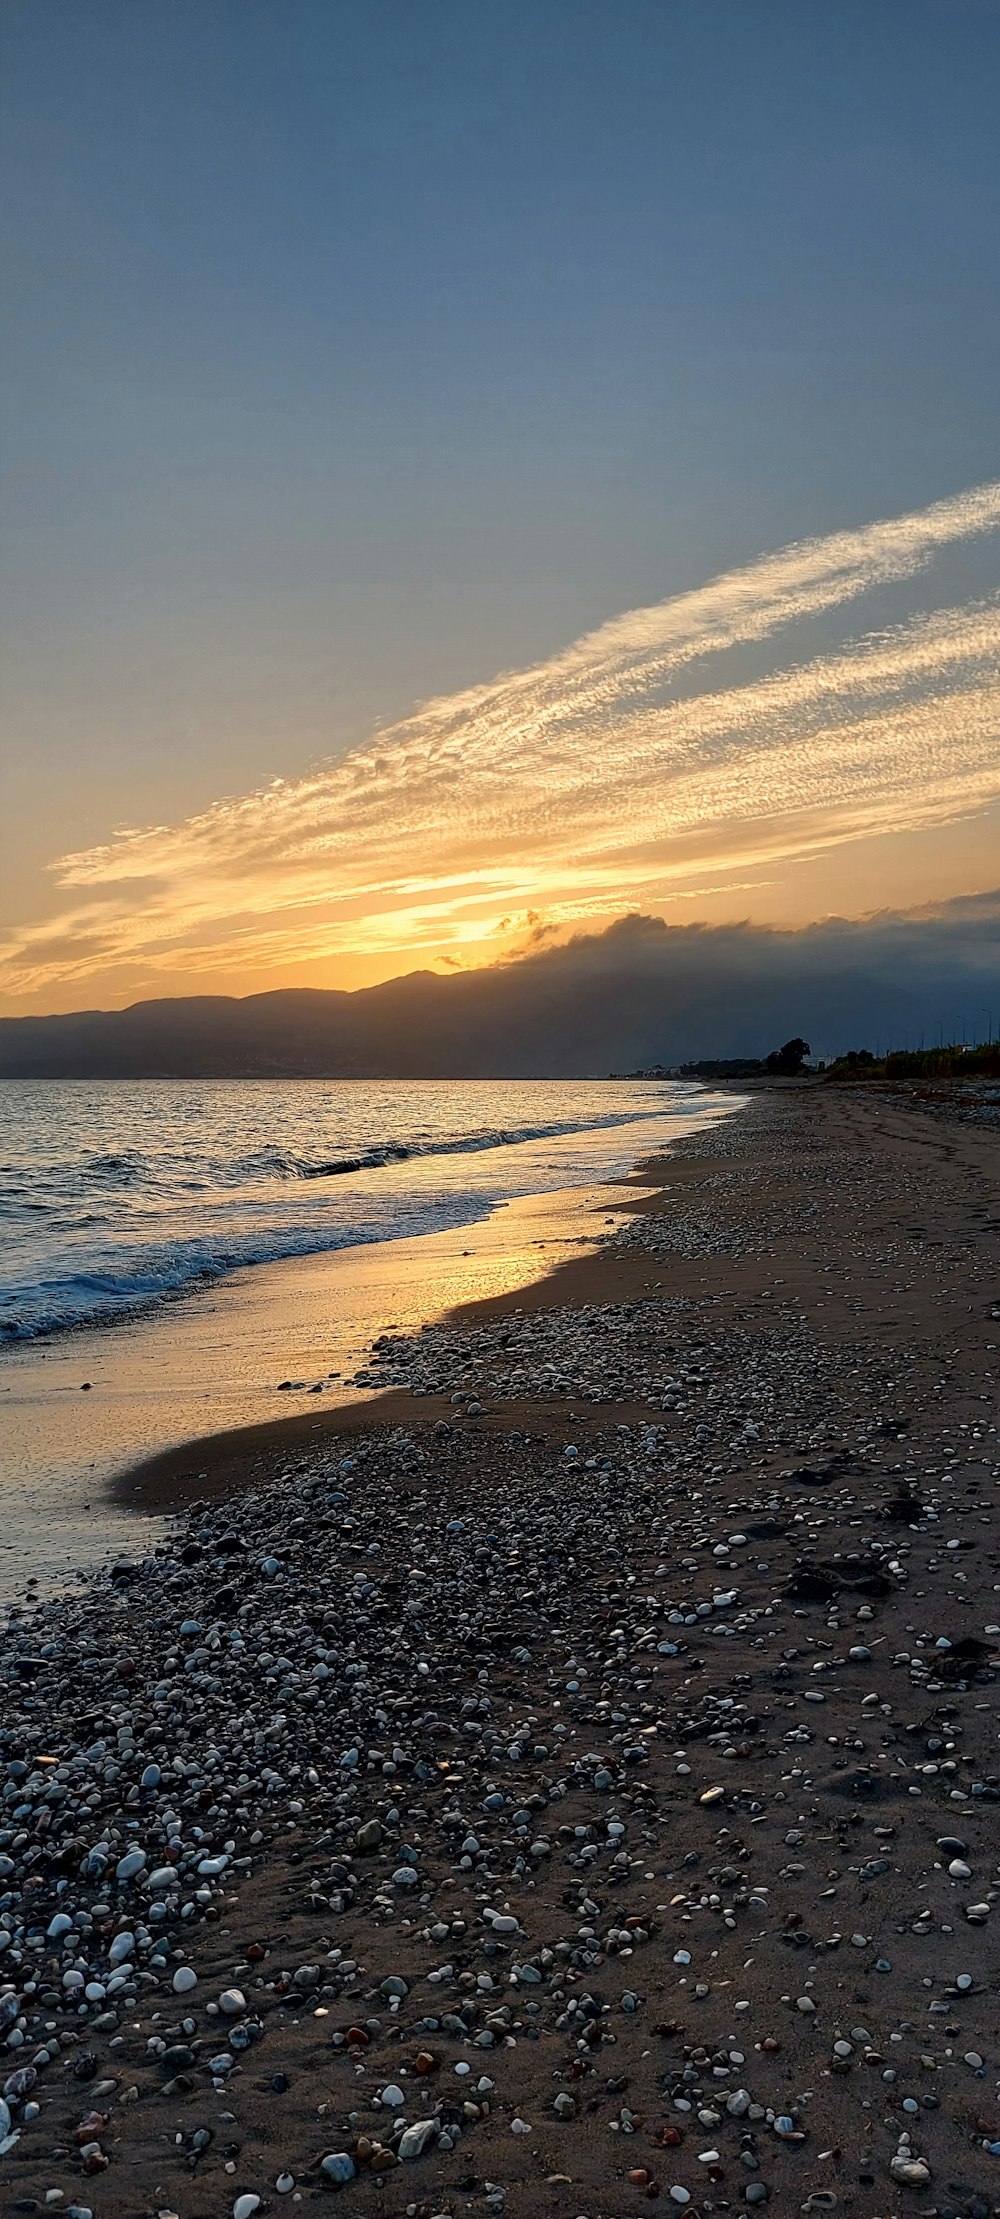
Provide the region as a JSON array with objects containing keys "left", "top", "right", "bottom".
[{"left": 0, "top": 1077, "right": 736, "bottom": 1340}]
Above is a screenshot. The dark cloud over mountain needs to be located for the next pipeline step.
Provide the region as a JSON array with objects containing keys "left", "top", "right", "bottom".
[{"left": 1, "top": 894, "right": 996, "bottom": 1078}]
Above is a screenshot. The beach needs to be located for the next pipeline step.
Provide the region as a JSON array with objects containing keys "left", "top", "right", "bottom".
[
  {"left": 0, "top": 1178, "right": 639, "bottom": 1600},
  {"left": 0, "top": 1078, "right": 729, "bottom": 1601},
  {"left": 2, "top": 1084, "right": 999, "bottom": 2219}
]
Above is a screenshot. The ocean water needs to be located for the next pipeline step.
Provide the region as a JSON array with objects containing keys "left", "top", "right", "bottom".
[{"left": 0, "top": 1078, "right": 734, "bottom": 1342}]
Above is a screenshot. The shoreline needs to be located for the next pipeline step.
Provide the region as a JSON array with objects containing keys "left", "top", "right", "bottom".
[
  {"left": 0, "top": 1177, "right": 629, "bottom": 1601},
  {"left": 107, "top": 1080, "right": 997, "bottom": 1521},
  {"left": 0, "top": 1092, "right": 740, "bottom": 1601},
  {"left": 105, "top": 1151, "right": 681, "bottom": 1517},
  {"left": 0, "top": 1084, "right": 728, "bottom": 1354},
  {"left": 2, "top": 1086, "right": 999, "bottom": 2217}
]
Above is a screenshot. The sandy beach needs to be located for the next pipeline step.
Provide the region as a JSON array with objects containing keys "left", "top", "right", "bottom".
[
  {"left": 2, "top": 1085, "right": 1000, "bottom": 2219},
  {"left": 0, "top": 1087, "right": 734, "bottom": 1603},
  {"left": 0, "top": 1175, "right": 645, "bottom": 1602}
]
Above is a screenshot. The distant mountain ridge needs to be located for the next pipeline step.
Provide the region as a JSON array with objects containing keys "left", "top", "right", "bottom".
[{"left": 2, "top": 907, "right": 995, "bottom": 1077}]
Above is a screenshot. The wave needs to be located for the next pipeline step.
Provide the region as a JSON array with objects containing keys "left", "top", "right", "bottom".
[
  {"left": 0, "top": 1078, "right": 731, "bottom": 1345},
  {"left": 289, "top": 1107, "right": 673, "bottom": 1180},
  {"left": 0, "top": 1106, "right": 678, "bottom": 1203},
  {"left": 0, "top": 1197, "right": 493, "bottom": 1341}
]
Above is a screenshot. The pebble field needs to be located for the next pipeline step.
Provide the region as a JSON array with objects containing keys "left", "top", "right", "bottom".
[{"left": 1, "top": 1086, "right": 999, "bottom": 2219}]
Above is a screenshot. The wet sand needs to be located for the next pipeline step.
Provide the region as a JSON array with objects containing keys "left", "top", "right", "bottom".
[
  {"left": 2, "top": 1086, "right": 1000, "bottom": 2219},
  {"left": 117, "top": 1086, "right": 999, "bottom": 1519},
  {"left": 1, "top": 1096, "right": 744, "bottom": 1601},
  {"left": 0, "top": 1180, "right": 638, "bottom": 1601}
]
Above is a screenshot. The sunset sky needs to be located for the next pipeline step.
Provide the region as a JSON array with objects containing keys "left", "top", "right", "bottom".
[{"left": 2, "top": 1, "right": 999, "bottom": 1014}]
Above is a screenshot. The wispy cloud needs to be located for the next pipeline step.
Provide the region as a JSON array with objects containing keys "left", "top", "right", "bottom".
[{"left": 2, "top": 480, "right": 999, "bottom": 1001}]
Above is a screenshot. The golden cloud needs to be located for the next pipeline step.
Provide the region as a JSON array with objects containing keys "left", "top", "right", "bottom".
[{"left": 2, "top": 480, "right": 998, "bottom": 1000}]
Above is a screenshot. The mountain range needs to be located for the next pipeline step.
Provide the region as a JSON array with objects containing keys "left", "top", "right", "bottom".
[{"left": 1, "top": 901, "right": 996, "bottom": 1077}]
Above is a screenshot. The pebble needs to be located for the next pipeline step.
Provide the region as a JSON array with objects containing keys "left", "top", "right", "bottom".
[
  {"left": 320, "top": 2153, "right": 356, "bottom": 2183},
  {"left": 114, "top": 1849, "right": 146, "bottom": 1882},
  {"left": 397, "top": 2120, "right": 438, "bottom": 2160},
  {"left": 890, "top": 2153, "right": 931, "bottom": 2185}
]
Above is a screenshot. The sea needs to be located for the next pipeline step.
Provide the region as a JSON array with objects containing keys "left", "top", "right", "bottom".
[{"left": 0, "top": 1077, "right": 735, "bottom": 1344}]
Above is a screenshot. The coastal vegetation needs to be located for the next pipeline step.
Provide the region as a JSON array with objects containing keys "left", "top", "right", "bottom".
[{"left": 826, "top": 1039, "right": 1000, "bottom": 1081}]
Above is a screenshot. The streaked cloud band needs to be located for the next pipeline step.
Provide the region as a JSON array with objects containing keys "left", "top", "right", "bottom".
[{"left": 2, "top": 480, "right": 998, "bottom": 1000}]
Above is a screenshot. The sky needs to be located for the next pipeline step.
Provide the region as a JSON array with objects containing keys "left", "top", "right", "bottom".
[{"left": 1, "top": 0, "right": 998, "bottom": 1014}]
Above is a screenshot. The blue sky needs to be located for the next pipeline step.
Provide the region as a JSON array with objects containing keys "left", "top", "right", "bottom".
[{"left": 2, "top": 0, "right": 999, "bottom": 1006}]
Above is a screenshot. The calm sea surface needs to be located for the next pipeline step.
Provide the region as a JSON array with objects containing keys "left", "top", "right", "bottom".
[{"left": 0, "top": 1078, "right": 733, "bottom": 1342}]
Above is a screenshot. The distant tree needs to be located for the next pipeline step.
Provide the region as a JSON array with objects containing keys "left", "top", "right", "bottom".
[{"left": 765, "top": 1036, "right": 811, "bottom": 1075}]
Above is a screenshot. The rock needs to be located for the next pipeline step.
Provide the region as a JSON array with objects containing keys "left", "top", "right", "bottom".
[
  {"left": 233, "top": 2199, "right": 261, "bottom": 2219},
  {"left": 889, "top": 2154, "right": 931, "bottom": 2186},
  {"left": 320, "top": 2153, "right": 356, "bottom": 2183},
  {"left": 172, "top": 1967, "right": 197, "bottom": 1994},
  {"left": 147, "top": 1865, "right": 180, "bottom": 1892},
  {"left": 114, "top": 1849, "right": 146, "bottom": 1882},
  {"left": 219, "top": 1989, "right": 246, "bottom": 2016},
  {"left": 356, "top": 1819, "right": 383, "bottom": 1851},
  {"left": 398, "top": 2119, "right": 438, "bottom": 2160}
]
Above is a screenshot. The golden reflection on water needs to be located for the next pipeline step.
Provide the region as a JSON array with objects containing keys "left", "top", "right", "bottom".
[{"left": 0, "top": 1181, "right": 626, "bottom": 1602}]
